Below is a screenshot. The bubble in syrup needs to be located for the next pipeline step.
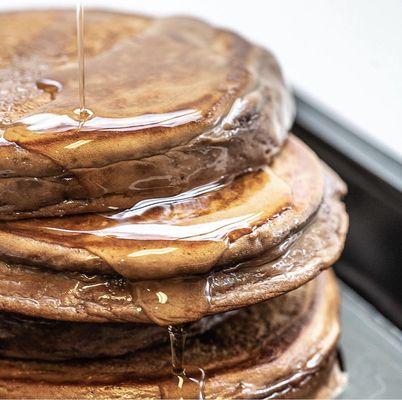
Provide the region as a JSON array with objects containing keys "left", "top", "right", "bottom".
[
  {"left": 36, "top": 78, "right": 63, "bottom": 100},
  {"left": 73, "top": 107, "right": 94, "bottom": 122}
]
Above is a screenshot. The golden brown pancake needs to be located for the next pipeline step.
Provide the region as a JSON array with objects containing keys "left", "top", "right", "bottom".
[
  {"left": 0, "top": 137, "right": 325, "bottom": 281},
  {"left": 0, "top": 10, "right": 293, "bottom": 219},
  {"left": 0, "top": 157, "right": 347, "bottom": 325},
  {"left": 0, "top": 9, "right": 349, "bottom": 400},
  {"left": 0, "top": 271, "right": 346, "bottom": 399}
]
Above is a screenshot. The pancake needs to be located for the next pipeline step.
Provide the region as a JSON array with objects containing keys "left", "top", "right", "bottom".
[
  {"left": 0, "top": 271, "right": 346, "bottom": 399},
  {"left": 0, "top": 311, "right": 233, "bottom": 361},
  {"left": 0, "top": 8, "right": 349, "bottom": 400},
  {"left": 0, "top": 10, "right": 293, "bottom": 219},
  {"left": 0, "top": 136, "right": 325, "bottom": 281},
  {"left": 0, "top": 153, "right": 347, "bottom": 325}
]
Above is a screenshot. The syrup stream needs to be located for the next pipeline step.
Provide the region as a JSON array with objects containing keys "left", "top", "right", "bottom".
[
  {"left": 165, "top": 325, "right": 206, "bottom": 399},
  {"left": 74, "top": 4, "right": 204, "bottom": 398},
  {"left": 168, "top": 325, "right": 187, "bottom": 376},
  {"left": 75, "top": 0, "right": 92, "bottom": 121}
]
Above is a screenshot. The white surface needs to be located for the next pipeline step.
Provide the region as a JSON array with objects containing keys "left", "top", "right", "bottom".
[{"left": 2, "top": 0, "right": 402, "bottom": 160}]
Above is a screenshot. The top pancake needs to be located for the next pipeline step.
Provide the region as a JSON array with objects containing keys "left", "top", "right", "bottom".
[{"left": 0, "top": 10, "right": 293, "bottom": 219}]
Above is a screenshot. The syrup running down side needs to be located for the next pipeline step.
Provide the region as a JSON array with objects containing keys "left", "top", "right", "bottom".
[
  {"left": 0, "top": 171, "right": 347, "bottom": 326},
  {"left": 91, "top": 4, "right": 203, "bottom": 396},
  {"left": 163, "top": 325, "right": 206, "bottom": 400},
  {"left": 0, "top": 166, "right": 293, "bottom": 280},
  {"left": 79, "top": 4, "right": 206, "bottom": 396},
  {"left": 0, "top": 137, "right": 329, "bottom": 284},
  {"left": 0, "top": 271, "right": 346, "bottom": 399}
]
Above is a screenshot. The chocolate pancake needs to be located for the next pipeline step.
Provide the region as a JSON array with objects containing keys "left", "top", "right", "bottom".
[
  {"left": 0, "top": 10, "right": 293, "bottom": 219},
  {"left": 0, "top": 271, "right": 346, "bottom": 399},
  {"left": 0, "top": 147, "right": 347, "bottom": 325},
  {"left": 0, "top": 311, "right": 233, "bottom": 361},
  {"left": 0, "top": 137, "right": 325, "bottom": 281}
]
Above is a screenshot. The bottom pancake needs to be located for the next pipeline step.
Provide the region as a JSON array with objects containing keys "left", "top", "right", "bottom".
[
  {"left": 0, "top": 271, "right": 346, "bottom": 399},
  {"left": 0, "top": 311, "right": 232, "bottom": 361}
]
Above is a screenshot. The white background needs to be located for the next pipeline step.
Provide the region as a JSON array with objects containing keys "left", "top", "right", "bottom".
[{"left": 2, "top": 0, "right": 402, "bottom": 160}]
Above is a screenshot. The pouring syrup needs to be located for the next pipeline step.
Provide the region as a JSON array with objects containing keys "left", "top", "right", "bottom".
[
  {"left": 74, "top": 0, "right": 93, "bottom": 122},
  {"left": 74, "top": 3, "right": 206, "bottom": 398}
]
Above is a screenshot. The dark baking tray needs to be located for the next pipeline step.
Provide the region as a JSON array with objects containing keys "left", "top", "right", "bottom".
[
  {"left": 293, "top": 93, "right": 402, "bottom": 398},
  {"left": 339, "top": 283, "right": 402, "bottom": 398}
]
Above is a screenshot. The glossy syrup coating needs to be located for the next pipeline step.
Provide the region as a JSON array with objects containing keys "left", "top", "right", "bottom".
[
  {"left": 0, "top": 10, "right": 294, "bottom": 219},
  {"left": 0, "top": 271, "right": 346, "bottom": 399},
  {"left": 0, "top": 9, "right": 349, "bottom": 400},
  {"left": 0, "top": 137, "right": 323, "bottom": 281},
  {"left": 0, "top": 156, "right": 347, "bottom": 325}
]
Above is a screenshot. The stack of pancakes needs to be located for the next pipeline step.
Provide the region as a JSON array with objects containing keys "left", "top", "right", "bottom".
[{"left": 0, "top": 10, "right": 348, "bottom": 399}]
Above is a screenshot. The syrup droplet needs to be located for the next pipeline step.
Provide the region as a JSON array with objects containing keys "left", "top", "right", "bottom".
[
  {"left": 160, "top": 325, "right": 206, "bottom": 399},
  {"left": 73, "top": 107, "right": 94, "bottom": 122},
  {"left": 169, "top": 325, "right": 186, "bottom": 376}
]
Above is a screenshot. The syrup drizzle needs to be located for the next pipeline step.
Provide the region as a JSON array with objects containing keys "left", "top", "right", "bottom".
[
  {"left": 12, "top": 108, "right": 201, "bottom": 133},
  {"left": 169, "top": 325, "right": 187, "bottom": 376},
  {"left": 74, "top": 0, "right": 92, "bottom": 122},
  {"left": 162, "top": 325, "right": 205, "bottom": 399},
  {"left": 73, "top": 4, "right": 206, "bottom": 397}
]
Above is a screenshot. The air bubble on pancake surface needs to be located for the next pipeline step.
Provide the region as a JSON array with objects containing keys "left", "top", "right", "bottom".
[{"left": 0, "top": 56, "right": 47, "bottom": 126}]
